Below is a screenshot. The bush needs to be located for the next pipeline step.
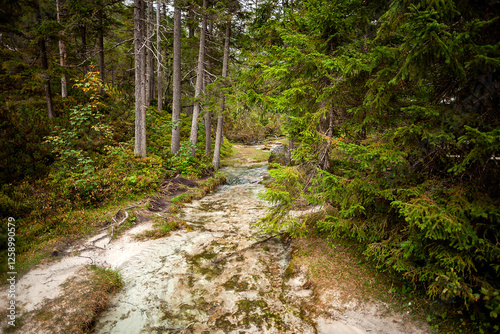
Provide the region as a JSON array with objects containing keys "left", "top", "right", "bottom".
[
  {"left": 255, "top": 165, "right": 307, "bottom": 238},
  {"left": 0, "top": 105, "right": 52, "bottom": 184},
  {"left": 309, "top": 139, "right": 500, "bottom": 331},
  {"left": 226, "top": 109, "right": 282, "bottom": 143}
]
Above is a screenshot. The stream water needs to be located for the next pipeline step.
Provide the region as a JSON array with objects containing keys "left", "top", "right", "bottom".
[{"left": 94, "top": 162, "right": 316, "bottom": 333}]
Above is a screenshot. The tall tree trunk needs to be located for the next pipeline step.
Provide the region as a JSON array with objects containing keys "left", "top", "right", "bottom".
[
  {"left": 171, "top": 0, "right": 182, "bottom": 154},
  {"left": 145, "top": 0, "right": 154, "bottom": 107},
  {"left": 213, "top": 19, "right": 231, "bottom": 170},
  {"left": 98, "top": 4, "right": 105, "bottom": 95},
  {"left": 80, "top": 25, "right": 87, "bottom": 75},
  {"left": 162, "top": 0, "right": 170, "bottom": 98},
  {"left": 156, "top": 0, "right": 162, "bottom": 113},
  {"left": 319, "top": 105, "right": 334, "bottom": 170},
  {"left": 56, "top": 0, "right": 67, "bottom": 98},
  {"left": 187, "top": 7, "right": 195, "bottom": 39},
  {"left": 189, "top": 0, "right": 207, "bottom": 157},
  {"left": 134, "top": 0, "right": 147, "bottom": 157},
  {"left": 204, "top": 18, "right": 213, "bottom": 157},
  {"left": 163, "top": 46, "right": 171, "bottom": 102},
  {"left": 36, "top": 2, "right": 54, "bottom": 118}
]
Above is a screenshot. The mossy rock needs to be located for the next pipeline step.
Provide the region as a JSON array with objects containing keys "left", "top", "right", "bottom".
[{"left": 268, "top": 144, "right": 290, "bottom": 167}]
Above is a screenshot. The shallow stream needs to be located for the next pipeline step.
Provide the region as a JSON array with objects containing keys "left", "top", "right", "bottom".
[{"left": 94, "top": 162, "right": 316, "bottom": 333}]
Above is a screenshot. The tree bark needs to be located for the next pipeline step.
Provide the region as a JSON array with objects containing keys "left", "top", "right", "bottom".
[
  {"left": 56, "top": 0, "right": 67, "bottom": 98},
  {"left": 317, "top": 105, "right": 334, "bottom": 170},
  {"left": 156, "top": 0, "right": 162, "bottom": 113},
  {"left": 98, "top": 3, "right": 105, "bottom": 95},
  {"left": 189, "top": 0, "right": 207, "bottom": 157},
  {"left": 204, "top": 18, "right": 213, "bottom": 157},
  {"left": 171, "top": 0, "right": 182, "bottom": 154},
  {"left": 80, "top": 25, "right": 87, "bottom": 75},
  {"left": 134, "top": 0, "right": 147, "bottom": 157},
  {"left": 213, "top": 19, "right": 231, "bottom": 170},
  {"left": 145, "top": 0, "right": 154, "bottom": 107},
  {"left": 36, "top": 2, "right": 54, "bottom": 118},
  {"left": 187, "top": 7, "right": 195, "bottom": 39}
]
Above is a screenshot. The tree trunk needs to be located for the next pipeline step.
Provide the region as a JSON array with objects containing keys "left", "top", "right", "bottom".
[
  {"left": 80, "top": 25, "right": 87, "bottom": 75},
  {"left": 163, "top": 46, "right": 171, "bottom": 103},
  {"left": 318, "top": 105, "right": 334, "bottom": 170},
  {"left": 134, "top": 0, "right": 147, "bottom": 157},
  {"left": 42, "top": 71, "right": 55, "bottom": 119},
  {"left": 213, "top": 19, "right": 231, "bottom": 170},
  {"left": 156, "top": 0, "right": 162, "bottom": 113},
  {"left": 187, "top": 7, "right": 195, "bottom": 39},
  {"left": 171, "top": 0, "right": 182, "bottom": 154},
  {"left": 98, "top": 4, "right": 105, "bottom": 95},
  {"left": 189, "top": 0, "right": 207, "bottom": 157},
  {"left": 204, "top": 18, "right": 213, "bottom": 157},
  {"left": 36, "top": 2, "right": 54, "bottom": 118},
  {"left": 145, "top": 0, "right": 153, "bottom": 107},
  {"left": 56, "top": 0, "right": 67, "bottom": 98}
]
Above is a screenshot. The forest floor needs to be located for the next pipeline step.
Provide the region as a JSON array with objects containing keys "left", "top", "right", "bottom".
[
  {"left": 0, "top": 141, "right": 437, "bottom": 334},
  {"left": 287, "top": 234, "right": 435, "bottom": 333}
]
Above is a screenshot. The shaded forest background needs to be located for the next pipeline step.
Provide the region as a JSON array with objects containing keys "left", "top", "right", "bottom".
[{"left": 0, "top": 0, "right": 499, "bottom": 332}]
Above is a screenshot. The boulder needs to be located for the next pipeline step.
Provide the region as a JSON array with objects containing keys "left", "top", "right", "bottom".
[{"left": 268, "top": 144, "right": 290, "bottom": 167}]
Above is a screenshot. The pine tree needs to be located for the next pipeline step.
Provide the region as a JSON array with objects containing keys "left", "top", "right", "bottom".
[
  {"left": 213, "top": 17, "right": 231, "bottom": 170},
  {"left": 171, "top": 0, "right": 182, "bottom": 154},
  {"left": 189, "top": 0, "right": 208, "bottom": 157},
  {"left": 246, "top": 0, "right": 500, "bottom": 327},
  {"left": 134, "top": 0, "right": 147, "bottom": 157}
]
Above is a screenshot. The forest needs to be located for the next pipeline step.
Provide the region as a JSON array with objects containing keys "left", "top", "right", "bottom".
[{"left": 0, "top": 0, "right": 499, "bottom": 332}]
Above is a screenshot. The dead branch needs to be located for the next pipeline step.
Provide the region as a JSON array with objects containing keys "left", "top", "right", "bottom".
[
  {"left": 211, "top": 233, "right": 282, "bottom": 264},
  {"left": 71, "top": 38, "right": 133, "bottom": 68},
  {"left": 112, "top": 210, "right": 129, "bottom": 227}
]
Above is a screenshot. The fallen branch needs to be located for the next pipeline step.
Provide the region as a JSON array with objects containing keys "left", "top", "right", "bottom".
[
  {"left": 97, "top": 209, "right": 132, "bottom": 232},
  {"left": 112, "top": 210, "right": 129, "bottom": 227},
  {"left": 211, "top": 233, "right": 282, "bottom": 264},
  {"left": 78, "top": 255, "right": 95, "bottom": 264},
  {"left": 109, "top": 210, "right": 129, "bottom": 242},
  {"left": 91, "top": 233, "right": 110, "bottom": 244},
  {"left": 73, "top": 244, "right": 106, "bottom": 253}
]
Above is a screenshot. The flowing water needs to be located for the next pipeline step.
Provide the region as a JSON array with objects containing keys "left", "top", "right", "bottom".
[{"left": 94, "top": 162, "right": 316, "bottom": 333}]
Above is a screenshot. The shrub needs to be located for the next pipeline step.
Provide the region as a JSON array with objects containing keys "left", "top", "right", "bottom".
[{"left": 255, "top": 165, "right": 307, "bottom": 238}]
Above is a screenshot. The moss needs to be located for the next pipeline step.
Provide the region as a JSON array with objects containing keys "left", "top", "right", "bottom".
[
  {"left": 134, "top": 215, "right": 186, "bottom": 240},
  {"left": 223, "top": 275, "right": 250, "bottom": 292},
  {"left": 215, "top": 313, "right": 237, "bottom": 332},
  {"left": 235, "top": 299, "right": 285, "bottom": 330},
  {"left": 36, "top": 311, "right": 53, "bottom": 321},
  {"left": 237, "top": 299, "right": 268, "bottom": 312},
  {"left": 252, "top": 275, "right": 261, "bottom": 281},
  {"left": 284, "top": 261, "right": 295, "bottom": 279},
  {"left": 187, "top": 249, "right": 225, "bottom": 281}
]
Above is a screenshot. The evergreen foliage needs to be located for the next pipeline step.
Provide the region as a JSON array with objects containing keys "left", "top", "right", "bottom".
[{"left": 250, "top": 0, "right": 499, "bottom": 330}]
